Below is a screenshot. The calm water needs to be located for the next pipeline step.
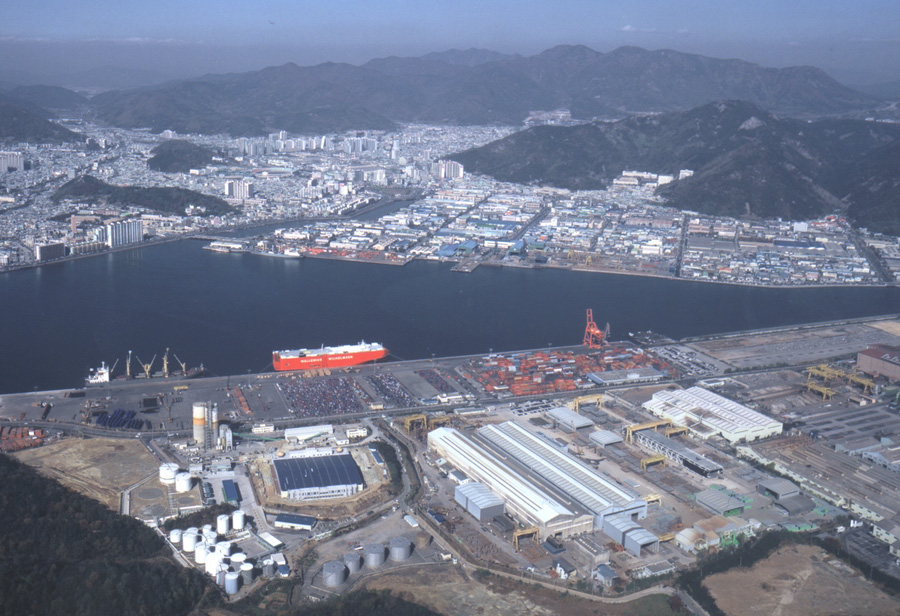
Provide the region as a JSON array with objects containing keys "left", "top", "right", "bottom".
[{"left": 1, "top": 239, "right": 899, "bottom": 394}]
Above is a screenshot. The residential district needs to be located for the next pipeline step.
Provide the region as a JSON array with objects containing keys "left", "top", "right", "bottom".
[
  {"left": 2, "top": 119, "right": 900, "bottom": 285},
  {"left": 4, "top": 314, "right": 900, "bottom": 605}
]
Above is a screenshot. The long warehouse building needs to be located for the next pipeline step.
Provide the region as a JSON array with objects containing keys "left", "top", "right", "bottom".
[
  {"left": 477, "top": 421, "right": 647, "bottom": 524},
  {"left": 428, "top": 427, "right": 594, "bottom": 538},
  {"left": 643, "top": 386, "right": 782, "bottom": 443}
]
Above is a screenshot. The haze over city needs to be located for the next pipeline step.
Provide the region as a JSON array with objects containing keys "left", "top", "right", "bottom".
[{"left": 2, "top": 0, "right": 900, "bottom": 86}]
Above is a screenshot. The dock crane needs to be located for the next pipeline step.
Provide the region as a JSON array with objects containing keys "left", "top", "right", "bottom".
[
  {"left": 174, "top": 353, "right": 188, "bottom": 376},
  {"left": 583, "top": 309, "right": 610, "bottom": 349},
  {"left": 126, "top": 350, "right": 133, "bottom": 379},
  {"left": 135, "top": 354, "right": 156, "bottom": 379},
  {"left": 162, "top": 348, "right": 169, "bottom": 379}
]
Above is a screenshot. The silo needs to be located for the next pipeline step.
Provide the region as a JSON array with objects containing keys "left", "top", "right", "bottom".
[
  {"left": 322, "top": 561, "right": 348, "bottom": 587},
  {"left": 232, "top": 509, "right": 246, "bottom": 530},
  {"left": 217, "top": 513, "right": 230, "bottom": 535},
  {"left": 183, "top": 532, "right": 198, "bottom": 553},
  {"left": 240, "top": 562, "right": 255, "bottom": 585},
  {"left": 225, "top": 571, "right": 240, "bottom": 595},
  {"left": 415, "top": 532, "right": 432, "bottom": 549},
  {"left": 216, "top": 540, "right": 232, "bottom": 557},
  {"left": 262, "top": 559, "right": 276, "bottom": 577},
  {"left": 194, "top": 543, "right": 208, "bottom": 564},
  {"left": 159, "top": 463, "right": 179, "bottom": 485},
  {"left": 389, "top": 537, "right": 413, "bottom": 561},
  {"left": 363, "top": 544, "right": 386, "bottom": 568},
  {"left": 174, "top": 472, "right": 193, "bottom": 493},
  {"left": 211, "top": 404, "right": 220, "bottom": 439},
  {"left": 343, "top": 552, "right": 362, "bottom": 573},
  {"left": 169, "top": 528, "right": 183, "bottom": 544},
  {"left": 192, "top": 402, "right": 207, "bottom": 444}
]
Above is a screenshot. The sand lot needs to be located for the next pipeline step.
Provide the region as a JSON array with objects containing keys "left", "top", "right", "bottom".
[{"left": 704, "top": 544, "right": 900, "bottom": 616}]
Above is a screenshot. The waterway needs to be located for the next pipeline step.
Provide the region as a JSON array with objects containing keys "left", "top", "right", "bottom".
[{"left": 1, "top": 239, "right": 899, "bottom": 394}]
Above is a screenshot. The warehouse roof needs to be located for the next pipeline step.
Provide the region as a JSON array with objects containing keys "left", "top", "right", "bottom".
[
  {"left": 456, "top": 481, "right": 504, "bottom": 510},
  {"left": 274, "top": 454, "right": 363, "bottom": 491},
  {"left": 590, "top": 430, "right": 624, "bottom": 447},
  {"left": 547, "top": 406, "right": 593, "bottom": 430}
]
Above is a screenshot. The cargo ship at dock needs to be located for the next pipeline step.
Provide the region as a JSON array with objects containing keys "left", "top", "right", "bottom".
[{"left": 273, "top": 341, "right": 388, "bottom": 371}]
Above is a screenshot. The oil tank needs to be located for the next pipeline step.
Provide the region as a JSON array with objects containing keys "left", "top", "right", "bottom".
[
  {"left": 343, "top": 552, "right": 362, "bottom": 573},
  {"left": 216, "top": 513, "right": 230, "bottom": 535},
  {"left": 216, "top": 566, "right": 227, "bottom": 587},
  {"left": 202, "top": 524, "right": 213, "bottom": 534},
  {"left": 262, "top": 559, "right": 276, "bottom": 577},
  {"left": 192, "top": 402, "right": 207, "bottom": 444},
  {"left": 225, "top": 571, "right": 240, "bottom": 595},
  {"left": 159, "top": 463, "right": 179, "bottom": 485},
  {"left": 232, "top": 509, "right": 246, "bottom": 530},
  {"left": 216, "top": 540, "right": 232, "bottom": 557},
  {"left": 169, "top": 528, "right": 183, "bottom": 544},
  {"left": 363, "top": 544, "right": 386, "bottom": 568},
  {"left": 240, "top": 562, "right": 254, "bottom": 585},
  {"left": 203, "top": 528, "right": 218, "bottom": 546},
  {"left": 182, "top": 532, "right": 198, "bottom": 553},
  {"left": 174, "top": 472, "right": 193, "bottom": 493},
  {"left": 205, "top": 552, "right": 223, "bottom": 576},
  {"left": 230, "top": 552, "right": 246, "bottom": 566},
  {"left": 416, "top": 532, "right": 432, "bottom": 548},
  {"left": 389, "top": 537, "right": 413, "bottom": 561},
  {"left": 322, "top": 561, "right": 348, "bottom": 587},
  {"left": 194, "top": 543, "right": 208, "bottom": 564}
]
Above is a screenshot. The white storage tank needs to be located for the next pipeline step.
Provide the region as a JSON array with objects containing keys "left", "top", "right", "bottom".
[
  {"left": 159, "top": 463, "right": 179, "bottom": 485},
  {"left": 230, "top": 552, "right": 246, "bottom": 566},
  {"left": 389, "top": 537, "right": 413, "bottom": 561},
  {"left": 225, "top": 571, "right": 240, "bottom": 595},
  {"left": 216, "top": 541, "right": 232, "bottom": 557},
  {"left": 174, "top": 472, "right": 193, "bottom": 493},
  {"left": 194, "top": 543, "right": 208, "bottom": 564},
  {"left": 203, "top": 528, "right": 218, "bottom": 546},
  {"left": 322, "top": 561, "right": 348, "bottom": 587},
  {"left": 240, "top": 562, "right": 254, "bottom": 585},
  {"left": 192, "top": 402, "right": 207, "bottom": 444},
  {"left": 182, "top": 532, "right": 198, "bottom": 553},
  {"left": 363, "top": 544, "right": 386, "bottom": 568},
  {"left": 262, "top": 559, "right": 276, "bottom": 577},
  {"left": 205, "top": 553, "right": 223, "bottom": 576},
  {"left": 232, "top": 509, "right": 246, "bottom": 530},
  {"left": 216, "top": 566, "right": 227, "bottom": 587},
  {"left": 343, "top": 552, "right": 362, "bottom": 573},
  {"left": 169, "top": 528, "right": 183, "bottom": 544},
  {"left": 216, "top": 513, "right": 230, "bottom": 536}
]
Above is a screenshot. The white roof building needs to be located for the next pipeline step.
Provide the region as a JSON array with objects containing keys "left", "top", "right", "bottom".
[{"left": 642, "top": 387, "right": 782, "bottom": 443}]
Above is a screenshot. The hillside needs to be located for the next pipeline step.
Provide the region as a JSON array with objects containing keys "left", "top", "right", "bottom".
[
  {"left": 0, "top": 96, "right": 82, "bottom": 143},
  {"left": 148, "top": 139, "right": 215, "bottom": 173},
  {"left": 839, "top": 139, "right": 900, "bottom": 235},
  {"left": 89, "top": 45, "right": 882, "bottom": 136},
  {"left": 449, "top": 100, "right": 900, "bottom": 223},
  {"left": 52, "top": 175, "right": 233, "bottom": 217},
  {"left": 7, "top": 84, "right": 89, "bottom": 110}
]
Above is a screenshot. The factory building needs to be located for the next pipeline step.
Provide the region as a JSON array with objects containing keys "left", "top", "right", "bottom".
[
  {"left": 546, "top": 406, "right": 593, "bottom": 432},
  {"left": 454, "top": 482, "right": 505, "bottom": 522},
  {"left": 285, "top": 424, "right": 334, "bottom": 443},
  {"left": 273, "top": 453, "right": 363, "bottom": 500},
  {"left": 601, "top": 516, "right": 659, "bottom": 557},
  {"left": 631, "top": 429, "right": 723, "bottom": 477},
  {"left": 643, "top": 387, "right": 782, "bottom": 443},
  {"left": 477, "top": 421, "right": 647, "bottom": 525},
  {"left": 427, "top": 427, "right": 594, "bottom": 538},
  {"left": 857, "top": 344, "right": 900, "bottom": 381},
  {"left": 695, "top": 489, "right": 747, "bottom": 517},
  {"left": 273, "top": 513, "right": 317, "bottom": 531}
]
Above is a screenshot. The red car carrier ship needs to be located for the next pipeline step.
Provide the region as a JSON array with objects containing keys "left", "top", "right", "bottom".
[{"left": 272, "top": 341, "right": 388, "bottom": 371}]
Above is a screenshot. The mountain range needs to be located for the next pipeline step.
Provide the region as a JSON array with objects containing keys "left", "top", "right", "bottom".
[
  {"left": 449, "top": 100, "right": 900, "bottom": 231},
  {"left": 87, "top": 45, "right": 883, "bottom": 136},
  {"left": 0, "top": 94, "right": 82, "bottom": 143}
]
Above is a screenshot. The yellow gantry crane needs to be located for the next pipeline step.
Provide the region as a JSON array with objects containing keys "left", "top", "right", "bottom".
[
  {"left": 624, "top": 419, "right": 672, "bottom": 443},
  {"left": 641, "top": 454, "right": 668, "bottom": 472},
  {"left": 513, "top": 526, "right": 540, "bottom": 551},
  {"left": 402, "top": 413, "right": 428, "bottom": 433}
]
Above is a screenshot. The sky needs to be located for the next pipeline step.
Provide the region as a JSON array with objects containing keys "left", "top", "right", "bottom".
[{"left": 2, "top": 0, "right": 900, "bottom": 87}]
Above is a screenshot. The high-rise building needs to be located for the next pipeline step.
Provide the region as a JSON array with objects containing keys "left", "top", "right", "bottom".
[
  {"left": 431, "top": 160, "right": 464, "bottom": 180},
  {"left": 0, "top": 152, "right": 24, "bottom": 173},
  {"left": 104, "top": 219, "right": 143, "bottom": 248},
  {"left": 225, "top": 180, "right": 254, "bottom": 200}
]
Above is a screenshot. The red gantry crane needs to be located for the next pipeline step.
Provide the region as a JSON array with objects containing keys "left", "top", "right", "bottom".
[{"left": 583, "top": 309, "right": 610, "bottom": 349}]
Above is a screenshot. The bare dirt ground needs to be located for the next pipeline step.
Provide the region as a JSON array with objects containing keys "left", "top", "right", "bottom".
[
  {"left": 13, "top": 437, "right": 157, "bottom": 509},
  {"left": 704, "top": 544, "right": 900, "bottom": 616},
  {"left": 357, "top": 565, "right": 676, "bottom": 616}
]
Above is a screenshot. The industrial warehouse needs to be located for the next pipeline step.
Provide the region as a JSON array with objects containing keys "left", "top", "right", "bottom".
[
  {"left": 642, "top": 386, "right": 783, "bottom": 443},
  {"left": 273, "top": 453, "right": 364, "bottom": 500}
]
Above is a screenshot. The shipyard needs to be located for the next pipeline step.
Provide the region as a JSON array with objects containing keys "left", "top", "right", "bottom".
[{"left": 4, "top": 312, "right": 900, "bottom": 609}]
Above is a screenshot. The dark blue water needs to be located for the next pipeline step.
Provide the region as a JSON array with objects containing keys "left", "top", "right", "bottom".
[{"left": 1, "top": 239, "right": 898, "bottom": 394}]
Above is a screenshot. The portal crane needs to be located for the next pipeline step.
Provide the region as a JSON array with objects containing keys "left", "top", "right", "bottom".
[
  {"left": 174, "top": 354, "right": 188, "bottom": 376},
  {"left": 583, "top": 309, "right": 610, "bottom": 349},
  {"left": 135, "top": 354, "right": 156, "bottom": 379},
  {"left": 162, "top": 348, "right": 170, "bottom": 379}
]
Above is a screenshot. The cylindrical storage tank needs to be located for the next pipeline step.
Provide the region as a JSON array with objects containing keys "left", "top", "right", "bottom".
[
  {"left": 225, "top": 571, "right": 240, "bottom": 595},
  {"left": 216, "top": 566, "right": 227, "bottom": 587},
  {"left": 232, "top": 509, "right": 246, "bottom": 530},
  {"left": 183, "top": 532, "right": 198, "bottom": 553},
  {"left": 322, "top": 561, "right": 348, "bottom": 587},
  {"left": 363, "top": 544, "right": 386, "bottom": 568},
  {"left": 205, "top": 553, "right": 223, "bottom": 576},
  {"left": 203, "top": 528, "right": 218, "bottom": 545},
  {"left": 343, "top": 552, "right": 362, "bottom": 573},
  {"left": 230, "top": 552, "right": 246, "bottom": 566},
  {"left": 169, "top": 528, "right": 183, "bottom": 544},
  {"left": 389, "top": 537, "right": 413, "bottom": 561},
  {"left": 416, "top": 532, "right": 432, "bottom": 549},
  {"left": 159, "top": 463, "right": 179, "bottom": 485},
  {"left": 192, "top": 402, "right": 207, "bottom": 444},
  {"left": 211, "top": 406, "right": 219, "bottom": 438},
  {"left": 262, "top": 559, "right": 276, "bottom": 578},
  {"left": 216, "top": 514, "right": 230, "bottom": 536},
  {"left": 216, "top": 540, "right": 232, "bottom": 557},
  {"left": 240, "top": 562, "right": 254, "bottom": 585},
  {"left": 194, "top": 543, "right": 208, "bottom": 564},
  {"left": 202, "top": 524, "right": 213, "bottom": 534},
  {"left": 174, "top": 472, "right": 193, "bottom": 493}
]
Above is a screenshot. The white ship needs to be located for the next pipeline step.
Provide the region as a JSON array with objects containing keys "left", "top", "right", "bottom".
[{"left": 86, "top": 362, "right": 111, "bottom": 385}]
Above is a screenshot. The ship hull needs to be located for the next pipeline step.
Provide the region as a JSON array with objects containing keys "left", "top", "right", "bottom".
[{"left": 273, "top": 346, "right": 387, "bottom": 371}]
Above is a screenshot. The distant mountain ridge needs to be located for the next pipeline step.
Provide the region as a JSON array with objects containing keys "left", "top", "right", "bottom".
[
  {"left": 88, "top": 45, "right": 882, "bottom": 136},
  {"left": 0, "top": 94, "right": 82, "bottom": 143},
  {"left": 448, "top": 100, "right": 900, "bottom": 230}
]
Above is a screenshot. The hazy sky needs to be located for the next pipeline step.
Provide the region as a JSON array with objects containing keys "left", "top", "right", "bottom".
[{"left": 3, "top": 0, "right": 899, "bottom": 86}]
